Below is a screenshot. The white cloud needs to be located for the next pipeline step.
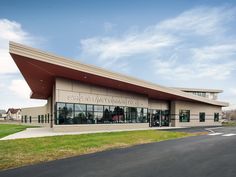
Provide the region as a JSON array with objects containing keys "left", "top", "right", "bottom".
[
  {"left": 153, "top": 59, "right": 236, "bottom": 80},
  {"left": 77, "top": 6, "right": 236, "bottom": 106},
  {"left": 81, "top": 32, "right": 178, "bottom": 62},
  {"left": 8, "top": 79, "right": 31, "bottom": 99},
  {"left": 0, "top": 19, "right": 46, "bottom": 110},
  {"left": 0, "top": 19, "right": 34, "bottom": 74},
  {"left": 79, "top": 6, "right": 236, "bottom": 81},
  {"left": 192, "top": 43, "right": 236, "bottom": 61},
  {"left": 156, "top": 6, "right": 235, "bottom": 36}
]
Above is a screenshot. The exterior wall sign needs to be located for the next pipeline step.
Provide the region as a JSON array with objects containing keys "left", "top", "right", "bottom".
[{"left": 58, "top": 90, "right": 148, "bottom": 107}]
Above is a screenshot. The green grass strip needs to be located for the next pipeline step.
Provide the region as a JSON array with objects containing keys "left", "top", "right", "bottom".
[
  {"left": 0, "top": 130, "right": 199, "bottom": 170},
  {"left": 0, "top": 124, "right": 37, "bottom": 139}
]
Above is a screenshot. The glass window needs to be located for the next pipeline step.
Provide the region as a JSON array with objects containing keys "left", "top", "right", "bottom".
[
  {"left": 152, "top": 110, "right": 161, "bottom": 126},
  {"left": 64, "top": 104, "right": 74, "bottom": 124},
  {"left": 137, "top": 108, "right": 147, "bottom": 123},
  {"left": 57, "top": 103, "right": 66, "bottom": 110},
  {"left": 57, "top": 103, "right": 74, "bottom": 124},
  {"left": 214, "top": 113, "right": 219, "bottom": 122},
  {"left": 110, "top": 106, "right": 125, "bottom": 123},
  {"left": 55, "top": 102, "right": 149, "bottom": 125},
  {"left": 179, "top": 110, "right": 190, "bottom": 122},
  {"left": 47, "top": 114, "right": 50, "bottom": 123},
  {"left": 104, "top": 106, "right": 110, "bottom": 111},
  {"left": 74, "top": 104, "right": 86, "bottom": 124},
  {"left": 41, "top": 115, "right": 44, "bottom": 123},
  {"left": 94, "top": 112, "right": 103, "bottom": 123},
  {"left": 75, "top": 104, "right": 86, "bottom": 111},
  {"left": 24, "top": 115, "right": 27, "bottom": 123},
  {"left": 45, "top": 114, "right": 47, "bottom": 123},
  {"left": 87, "top": 111, "right": 94, "bottom": 124},
  {"left": 110, "top": 106, "right": 115, "bottom": 112},
  {"left": 117, "top": 107, "right": 125, "bottom": 123},
  {"left": 161, "top": 110, "right": 169, "bottom": 126},
  {"left": 74, "top": 112, "right": 86, "bottom": 124},
  {"left": 143, "top": 108, "right": 148, "bottom": 114},
  {"left": 94, "top": 105, "right": 103, "bottom": 112},
  {"left": 199, "top": 112, "right": 205, "bottom": 122},
  {"left": 126, "top": 107, "right": 137, "bottom": 123},
  {"left": 87, "top": 105, "right": 94, "bottom": 112},
  {"left": 103, "top": 107, "right": 112, "bottom": 123},
  {"left": 66, "top": 104, "right": 74, "bottom": 116}
]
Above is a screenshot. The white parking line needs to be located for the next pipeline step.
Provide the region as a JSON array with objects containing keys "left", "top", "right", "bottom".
[
  {"left": 208, "top": 133, "right": 223, "bottom": 136},
  {"left": 222, "top": 133, "right": 236, "bottom": 137},
  {"left": 205, "top": 127, "right": 223, "bottom": 133}
]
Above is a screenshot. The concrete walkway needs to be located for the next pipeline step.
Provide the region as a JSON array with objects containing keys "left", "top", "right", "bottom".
[{"left": 0, "top": 126, "right": 185, "bottom": 140}]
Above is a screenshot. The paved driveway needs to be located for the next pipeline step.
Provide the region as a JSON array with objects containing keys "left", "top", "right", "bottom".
[{"left": 1, "top": 127, "right": 236, "bottom": 177}]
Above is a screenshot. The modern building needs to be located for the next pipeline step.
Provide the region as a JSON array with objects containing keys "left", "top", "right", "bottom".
[{"left": 9, "top": 41, "right": 228, "bottom": 131}]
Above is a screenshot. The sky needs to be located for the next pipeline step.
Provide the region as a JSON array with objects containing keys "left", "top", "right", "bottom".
[{"left": 0, "top": 0, "right": 236, "bottom": 110}]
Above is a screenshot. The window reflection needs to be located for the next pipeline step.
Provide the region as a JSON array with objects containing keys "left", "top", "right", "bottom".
[{"left": 55, "top": 102, "right": 148, "bottom": 125}]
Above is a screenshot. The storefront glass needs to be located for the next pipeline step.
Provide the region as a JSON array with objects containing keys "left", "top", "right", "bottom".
[{"left": 55, "top": 102, "right": 148, "bottom": 125}]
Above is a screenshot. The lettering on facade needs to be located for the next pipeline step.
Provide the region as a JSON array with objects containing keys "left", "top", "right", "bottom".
[{"left": 60, "top": 91, "right": 148, "bottom": 107}]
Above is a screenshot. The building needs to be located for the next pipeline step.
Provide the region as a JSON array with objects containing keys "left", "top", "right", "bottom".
[
  {"left": 0, "top": 110, "right": 7, "bottom": 119},
  {"left": 9, "top": 41, "right": 228, "bottom": 131},
  {"left": 172, "top": 88, "right": 222, "bottom": 100},
  {"left": 6, "top": 108, "right": 21, "bottom": 120}
]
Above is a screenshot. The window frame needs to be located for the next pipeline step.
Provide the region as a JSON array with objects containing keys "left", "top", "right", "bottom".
[
  {"left": 199, "top": 112, "right": 205, "bottom": 122},
  {"left": 179, "top": 110, "right": 190, "bottom": 122},
  {"left": 214, "top": 113, "right": 219, "bottom": 122}
]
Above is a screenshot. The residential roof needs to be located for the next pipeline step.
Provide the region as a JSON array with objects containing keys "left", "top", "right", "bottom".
[
  {"left": 7, "top": 108, "right": 21, "bottom": 114},
  {"left": 9, "top": 41, "right": 228, "bottom": 107}
]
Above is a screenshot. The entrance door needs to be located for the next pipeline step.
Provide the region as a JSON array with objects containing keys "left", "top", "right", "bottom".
[
  {"left": 161, "top": 110, "right": 170, "bottom": 126},
  {"left": 150, "top": 109, "right": 169, "bottom": 127},
  {"left": 152, "top": 110, "right": 161, "bottom": 126}
]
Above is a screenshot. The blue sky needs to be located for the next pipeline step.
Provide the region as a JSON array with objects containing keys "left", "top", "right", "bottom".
[{"left": 0, "top": 0, "right": 236, "bottom": 110}]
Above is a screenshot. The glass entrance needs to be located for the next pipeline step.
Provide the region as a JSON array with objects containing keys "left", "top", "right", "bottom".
[
  {"left": 160, "top": 110, "right": 169, "bottom": 126},
  {"left": 149, "top": 109, "right": 169, "bottom": 127}
]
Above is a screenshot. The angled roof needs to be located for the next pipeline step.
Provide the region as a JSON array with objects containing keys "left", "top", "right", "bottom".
[
  {"left": 172, "top": 87, "right": 223, "bottom": 93},
  {"left": 9, "top": 41, "right": 228, "bottom": 107},
  {"left": 7, "top": 108, "right": 21, "bottom": 114}
]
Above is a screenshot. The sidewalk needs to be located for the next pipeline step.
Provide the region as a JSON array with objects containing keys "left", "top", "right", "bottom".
[{"left": 0, "top": 126, "right": 185, "bottom": 140}]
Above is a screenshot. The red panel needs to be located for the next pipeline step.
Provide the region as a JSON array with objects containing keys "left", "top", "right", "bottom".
[{"left": 10, "top": 54, "right": 193, "bottom": 102}]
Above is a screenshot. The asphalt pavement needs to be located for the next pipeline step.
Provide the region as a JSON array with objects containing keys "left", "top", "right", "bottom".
[{"left": 1, "top": 126, "right": 236, "bottom": 177}]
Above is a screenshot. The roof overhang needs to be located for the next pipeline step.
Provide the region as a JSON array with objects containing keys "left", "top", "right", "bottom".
[
  {"left": 9, "top": 41, "right": 229, "bottom": 107},
  {"left": 172, "top": 87, "right": 223, "bottom": 93}
]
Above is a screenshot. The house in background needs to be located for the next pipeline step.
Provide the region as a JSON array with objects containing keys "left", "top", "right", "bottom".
[
  {"left": 0, "top": 110, "right": 7, "bottom": 119},
  {"left": 6, "top": 108, "right": 21, "bottom": 120}
]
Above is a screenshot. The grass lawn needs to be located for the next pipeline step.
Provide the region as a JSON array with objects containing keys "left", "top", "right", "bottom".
[
  {"left": 0, "top": 124, "right": 37, "bottom": 139},
  {"left": 222, "top": 121, "right": 236, "bottom": 127},
  {"left": 0, "top": 130, "right": 201, "bottom": 170}
]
